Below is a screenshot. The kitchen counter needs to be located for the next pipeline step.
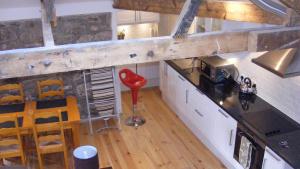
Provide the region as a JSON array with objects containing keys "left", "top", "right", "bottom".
[
  {"left": 267, "top": 130, "right": 300, "bottom": 168},
  {"left": 166, "top": 60, "right": 300, "bottom": 169}
]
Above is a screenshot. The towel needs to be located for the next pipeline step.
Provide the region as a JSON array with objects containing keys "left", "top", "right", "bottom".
[{"left": 239, "top": 136, "right": 253, "bottom": 169}]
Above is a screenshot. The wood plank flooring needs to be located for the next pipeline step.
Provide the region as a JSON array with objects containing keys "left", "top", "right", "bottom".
[
  {"left": 80, "top": 88, "right": 226, "bottom": 169},
  {"left": 3, "top": 88, "right": 226, "bottom": 169}
]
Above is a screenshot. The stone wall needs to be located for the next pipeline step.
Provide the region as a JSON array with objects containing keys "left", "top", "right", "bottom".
[
  {"left": 52, "top": 13, "right": 112, "bottom": 45},
  {"left": 0, "top": 71, "right": 89, "bottom": 118},
  {"left": 0, "top": 19, "right": 44, "bottom": 51}
]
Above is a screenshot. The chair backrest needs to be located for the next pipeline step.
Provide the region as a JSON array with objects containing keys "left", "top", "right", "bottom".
[
  {"left": 0, "top": 114, "right": 24, "bottom": 158},
  {"left": 37, "top": 80, "right": 64, "bottom": 100},
  {"left": 32, "top": 110, "right": 66, "bottom": 148},
  {"left": 0, "top": 84, "right": 24, "bottom": 105}
]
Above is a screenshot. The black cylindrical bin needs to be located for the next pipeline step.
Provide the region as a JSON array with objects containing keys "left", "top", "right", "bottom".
[{"left": 73, "top": 145, "right": 99, "bottom": 169}]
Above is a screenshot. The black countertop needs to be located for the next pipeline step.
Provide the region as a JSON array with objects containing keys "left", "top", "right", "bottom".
[{"left": 166, "top": 60, "right": 300, "bottom": 169}]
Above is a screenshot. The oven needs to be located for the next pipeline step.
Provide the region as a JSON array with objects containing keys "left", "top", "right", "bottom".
[{"left": 234, "top": 123, "right": 265, "bottom": 169}]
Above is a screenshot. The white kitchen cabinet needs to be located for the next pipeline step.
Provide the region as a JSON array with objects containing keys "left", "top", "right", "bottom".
[
  {"left": 188, "top": 86, "right": 215, "bottom": 141},
  {"left": 117, "top": 10, "right": 159, "bottom": 25},
  {"left": 211, "top": 107, "right": 237, "bottom": 163},
  {"left": 160, "top": 63, "right": 239, "bottom": 168},
  {"left": 263, "top": 147, "right": 293, "bottom": 169},
  {"left": 117, "top": 10, "right": 136, "bottom": 25},
  {"left": 165, "top": 64, "right": 190, "bottom": 118},
  {"left": 165, "top": 64, "right": 179, "bottom": 112},
  {"left": 159, "top": 61, "right": 167, "bottom": 93},
  {"left": 138, "top": 11, "right": 160, "bottom": 23},
  {"left": 174, "top": 73, "right": 189, "bottom": 117}
]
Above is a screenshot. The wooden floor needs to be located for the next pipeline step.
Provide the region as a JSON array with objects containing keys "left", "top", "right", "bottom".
[
  {"left": 4, "top": 88, "right": 226, "bottom": 169},
  {"left": 80, "top": 88, "right": 226, "bottom": 169}
]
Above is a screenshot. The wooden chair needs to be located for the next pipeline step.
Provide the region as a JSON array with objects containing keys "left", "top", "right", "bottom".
[
  {"left": 37, "top": 80, "right": 64, "bottom": 100},
  {"left": 32, "top": 110, "right": 69, "bottom": 169},
  {"left": 0, "top": 84, "right": 24, "bottom": 105},
  {"left": 0, "top": 115, "right": 25, "bottom": 166}
]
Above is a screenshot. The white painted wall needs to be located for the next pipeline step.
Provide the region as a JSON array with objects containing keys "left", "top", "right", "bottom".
[
  {"left": 116, "top": 62, "right": 160, "bottom": 91},
  {"left": 0, "top": 0, "right": 41, "bottom": 21},
  {"left": 117, "top": 23, "right": 158, "bottom": 39},
  {"left": 220, "top": 52, "right": 300, "bottom": 124},
  {"left": 221, "top": 20, "right": 275, "bottom": 31},
  {"left": 0, "top": 0, "right": 117, "bottom": 39},
  {"left": 55, "top": 0, "right": 117, "bottom": 39}
]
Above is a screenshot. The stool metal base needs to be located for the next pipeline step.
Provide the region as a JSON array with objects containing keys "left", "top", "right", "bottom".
[
  {"left": 96, "top": 117, "right": 121, "bottom": 133},
  {"left": 125, "top": 115, "right": 146, "bottom": 127}
]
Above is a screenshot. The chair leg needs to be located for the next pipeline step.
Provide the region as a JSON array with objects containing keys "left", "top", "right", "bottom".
[
  {"left": 37, "top": 153, "right": 43, "bottom": 169},
  {"left": 63, "top": 150, "right": 69, "bottom": 169},
  {"left": 20, "top": 154, "right": 26, "bottom": 166}
]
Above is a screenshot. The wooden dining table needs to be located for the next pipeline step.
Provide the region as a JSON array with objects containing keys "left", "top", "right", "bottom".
[{"left": 0, "top": 96, "right": 81, "bottom": 147}]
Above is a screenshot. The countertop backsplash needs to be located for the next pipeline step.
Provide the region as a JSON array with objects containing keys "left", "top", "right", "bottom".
[{"left": 220, "top": 52, "right": 300, "bottom": 124}]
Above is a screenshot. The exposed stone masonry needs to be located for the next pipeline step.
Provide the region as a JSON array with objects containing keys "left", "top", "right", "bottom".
[
  {"left": 52, "top": 13, "right": 112, "bottom": 45},
  {"left": 0, "top": 19, "right": 44, "bottom": 51},
  {"left": 0, "top": 71, "right": 88, "bottom": 118}
]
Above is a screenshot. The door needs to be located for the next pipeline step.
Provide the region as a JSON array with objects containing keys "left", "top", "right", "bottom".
[
  {"left": 211, "top": 106, "right": 237, "bottom": 162},
  {"left": 160, "top": 61, "right": 169, "bottom": 96},
  {"left": 166, "top": 65, "right": 178, "bottom": 112},
  {"left": 174, "top": 72, "right": 189, "bottom": 118},
  {"left": 139, "top": 11, "right": 160, "bottom": 23},
  {"left": 263, "top": 147, "right": 293, "bottom": 169},
  {"left": 188, "top": 86, "right": 215, "bottom": 141},
  {"left": 117, "top": 10, "right": 136, "bottom": 25}
]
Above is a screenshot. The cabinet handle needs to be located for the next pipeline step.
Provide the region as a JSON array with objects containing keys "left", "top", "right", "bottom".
[
  {"left": 164, "top": 64, "right": 168, "bottom": 77},
  {"left": 178, "top": 75, "right": 185, "bottom": 81},
  {"left": 218, "top": 109, "right": 229, "bottom": 118},
  {"left": 195, "top": 109, "right": 203, "bottom": 117},
  {"left": 185, "top": 90, "right": 188, "bottom": 104},
  {"left": 229, "top": 129, "right": 234, "bottom": 146},
  {"left": 266, "top": 148, "right": 281, "bottom": 162}
]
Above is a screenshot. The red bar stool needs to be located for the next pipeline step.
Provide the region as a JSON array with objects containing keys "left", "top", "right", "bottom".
[{"left": 119, "top": 68, "right": 147, "bottom": 127}]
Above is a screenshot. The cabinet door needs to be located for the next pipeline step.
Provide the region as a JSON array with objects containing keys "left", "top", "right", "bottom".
[
  {"left": 166, "top": 65, "right": 178, "bottom": 111},
  {"left": 159, "top": 61, "right": 166, "bottom": 93},
  {"left": 138, "top": 11, "right": 160, "bottom": 23},
  {"left": 117, "top": 10, "right": 136, "bottom": 25},
  {"left": 263, "top": 147, "right": 293, "bottom": 169},
  {"left": 174, "top": 73, "right": 188, "bottom": 117},
  {"left": 188, "top": 86, "right": 215, "bottom": 141},
  {"left": 211, "top": 107, "right": 237, "bottom": 162}
]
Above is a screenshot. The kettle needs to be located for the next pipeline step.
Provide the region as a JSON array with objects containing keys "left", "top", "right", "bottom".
[{"left": 239, "top": 76, "right": 257, "bottom": 94}]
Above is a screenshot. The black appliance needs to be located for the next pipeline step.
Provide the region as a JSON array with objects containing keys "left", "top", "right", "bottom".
[
  {"left": 199, "top": 75, "right": 234, "bottom": 102},
  {"left": 234, "top": 123, "right": 265, "bottom": 169},
  {"left": 234, "top": 109, "right": 300, "bottom": 169},
  {"left": 200, "top": 56, "right": 236, "bottom": 83}
]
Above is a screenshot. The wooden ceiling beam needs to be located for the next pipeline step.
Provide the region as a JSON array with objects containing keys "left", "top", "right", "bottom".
[
  {"left": 0, "top": 26, "right": 297, "bottom": 79},
  {"left": 248, "top": 26, "right": 300, "bottom": 51},
  {"left": 113, "top": 0, "right": 286, "bottom": 25},
  {"left": 41, "top": 1, "right": 55, "bottom": 47},
  {"left": 280, "top": 0, "right": 300, "bottom": 14},
  {"left": 42, "top": 0, "right": 57, "bottom": 27},
  {"left": 0, "top": 30, "right": 250, "bottom": 79},
  {"left": 172, "top": 0, "right": 202, "bottom": 38}
]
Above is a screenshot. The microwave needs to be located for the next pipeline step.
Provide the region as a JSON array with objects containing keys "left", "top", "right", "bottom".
[{"left": 200, "top": 56, "right": 236, "bottom": 83}]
